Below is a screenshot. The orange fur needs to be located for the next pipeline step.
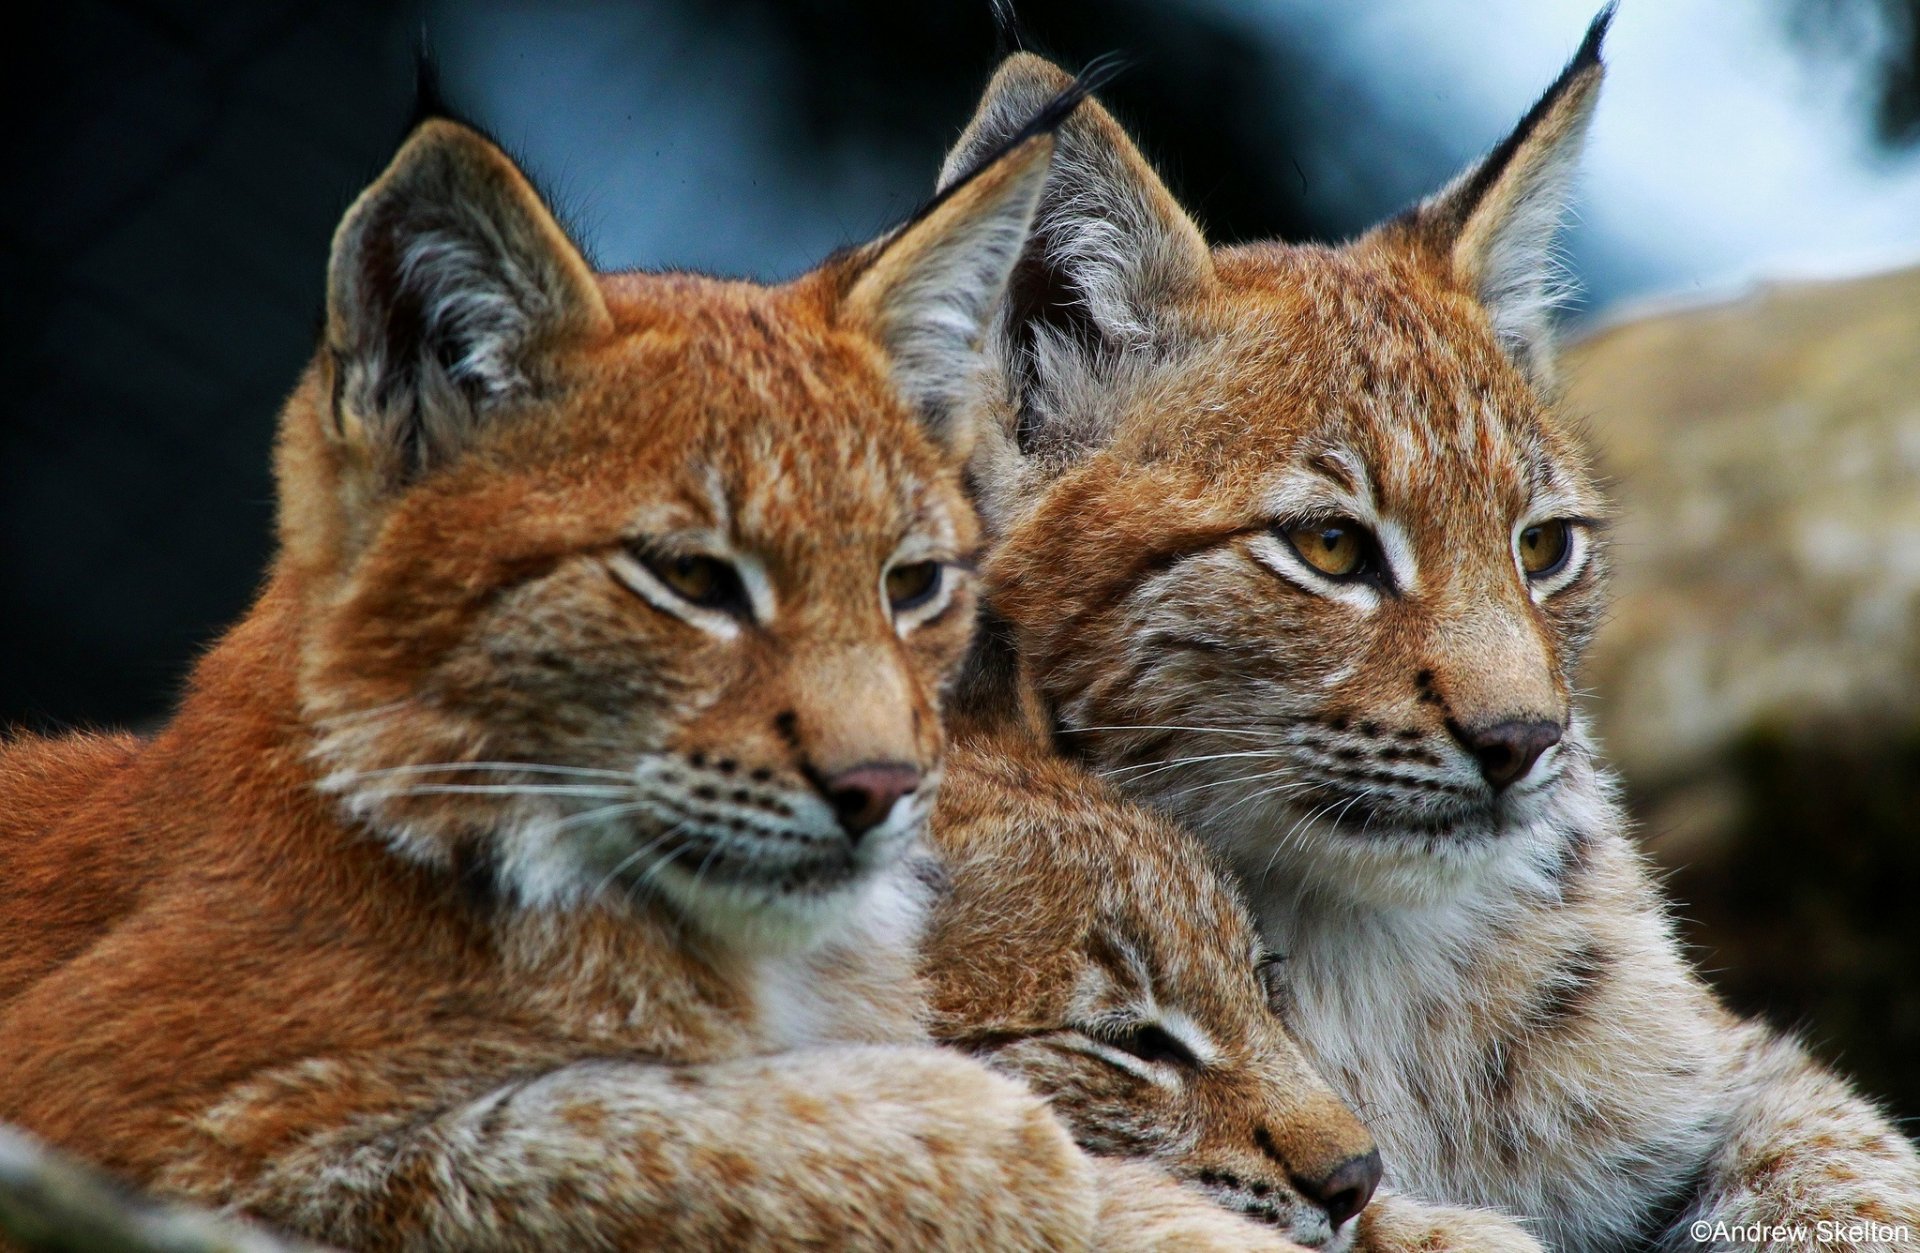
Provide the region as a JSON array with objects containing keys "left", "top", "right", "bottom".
[{"left": 0, "top": 730, "right": 147, "bottom": 1001}]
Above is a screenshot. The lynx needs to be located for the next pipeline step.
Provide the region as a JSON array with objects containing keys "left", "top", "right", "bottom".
[
  {"left": 937, "top": 14, "right": 1920, "bottom": 1252},
  {"left": 920, "top": 661, "right": 1547, "bottom": 1252},
  {"left": 0, "top": 99, "right": 1246, "bottom": 1250}
]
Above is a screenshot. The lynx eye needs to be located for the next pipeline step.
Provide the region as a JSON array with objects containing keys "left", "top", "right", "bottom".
[
  {"left": 1090, "top": 1021, "right": 1200, "bottom": 1070},
  {"left": 1518, "top": 520, "right": 1573, "bottom": 578},
  {"left": 1281, "top": 518, "right": 1373, "bottom": 580},
  {"left": 885, "top": 561, "right": 943, "bottom": 612},
  {"left": 641, "top": 551, "right": 747, "bottom": 613}
]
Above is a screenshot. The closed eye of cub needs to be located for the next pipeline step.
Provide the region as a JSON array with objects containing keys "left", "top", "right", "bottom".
[{"left": 1085, "top": 1020, "right": 1201, "bottom": 1069}]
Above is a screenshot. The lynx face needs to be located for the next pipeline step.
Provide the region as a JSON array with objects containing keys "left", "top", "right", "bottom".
[
  {"left": 286, "top": 116, "right": 1059, "bottom": 947},
  {"left": 924, "top": 738, "right": 1383, "bottom": 1248},
  {"left": 944, "top": 41, "right": 1614, "bottom": 907}
]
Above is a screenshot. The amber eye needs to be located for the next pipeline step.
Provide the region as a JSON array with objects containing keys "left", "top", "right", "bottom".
[
  {"left": 1282, "top": 519, "right": 1372, "bottom": 579},
  {"left": 643, "top": 552, "right": 746, "bottom": 612},
  {"left": 1518, "top": 520, "right": 1573, "bottom": 578},
  {"left": 885, "top": 561, "right": 943, "bottom": 612}
]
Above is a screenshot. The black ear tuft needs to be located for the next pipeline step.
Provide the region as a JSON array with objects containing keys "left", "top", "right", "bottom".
[
  {"left": 989, "top": 0, "right": 1024, "bottom": 57},
  {"left": 401, "top": 33, "right": 495, "bottom": 147},
  {"left": 409, "top": 33, "right": 452, "bottom": 131},
  {"left": 916, "top": 58, "right": 1120, "bottom": 230},
  {"left": 1024, "top": 52, "right": 1128, "bottom": 137},
  {"left": 1575, "top": 3, "right": 1616, "bottom": 72},
  {"left": 1442, "top": 4, "right": 1611, "bottom": 239},
  {"left": 1398, "top": 7, "right": 1610, "bottom": 382}
]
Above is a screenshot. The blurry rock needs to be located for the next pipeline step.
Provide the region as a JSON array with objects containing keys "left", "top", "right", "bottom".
[{"left": 1568, "top": 263, "right": 1920, "bottom": 851}]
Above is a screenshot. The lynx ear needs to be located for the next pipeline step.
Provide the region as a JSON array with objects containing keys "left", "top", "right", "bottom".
[
  {"left": 841, "top": 92, "right": 1071, "bottom": 455},
  {"left": 1404, "top": 6, "right": 1611, "bottom": 381},
  {"left": 940, "top": 55, "right": 1212, "bottom": 465},
  {"left": 325, "top": 119, "right": 611, "bottom": 486}
]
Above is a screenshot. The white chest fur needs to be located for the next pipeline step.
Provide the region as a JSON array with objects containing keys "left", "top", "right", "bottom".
[
  {"left": 751, "top": 862, "right": 933, "bottom": 1051},
  {"left": 1255, "top": 824, "right": 1730, "bottom": 1253}
]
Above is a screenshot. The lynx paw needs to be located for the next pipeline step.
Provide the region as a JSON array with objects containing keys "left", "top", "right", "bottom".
[
  {"left": 1354, "top": 1192, "right": 1542, "bottom": 1253},
  {"left": 846, "top": 1047, "right": 1100, "bottom": 1248},
  {"left": 1092, "top": 1158, "right": 1311, "bottom": 1252}
]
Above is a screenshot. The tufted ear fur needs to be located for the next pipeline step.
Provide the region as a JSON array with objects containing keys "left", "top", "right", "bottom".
[
  {"left": 939, "top": 55, "right": 1213, "bottom": 481},
  {"left": 324, "top": 118, "right": 611, "bottom": 489},
  {"left": 1397, "top": 6, "right": 1611, "bottom": 383},
  {"left": 842, "top": 106, "right": 1065, "bottom": 457}
]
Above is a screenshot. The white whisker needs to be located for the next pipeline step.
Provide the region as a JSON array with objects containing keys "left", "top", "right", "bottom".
[
  {"left": 1212, "top": 777, "right": 1319, "bottom": 822},
  {"left": 334, "top": 762, "right": 630, "bottom": 783},
  {"left": 310, "top": 701, "right": 412, "bottom": 728},
  {"left": 373, "top": 784, "right": 633, "bottom": 799},
  {"left": 589, "top": 816, "right": 690, "bottom": 897},
  {"left": 1097, "top": 749, "right": 1290, "bottom": 781},
  {"left": 1162, "top": 766, "right": 1315, "bottom": 803},
  {"left": 1060, "top": 723, "right": 1279, "bottom": 740}
]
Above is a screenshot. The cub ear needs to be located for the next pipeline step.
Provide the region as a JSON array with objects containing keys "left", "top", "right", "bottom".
[
  {"left": 1398, "top": 6, "right": 1611, "bottom": 382},
  {"left": 938, "top": 55, "right": 1212, "bottom": 475},
  {"left": 325, "top": 119, "right": 611, "bottom": 485},
  {"left": 839, "top": 88, "right": 1074, "bottom": 456}
]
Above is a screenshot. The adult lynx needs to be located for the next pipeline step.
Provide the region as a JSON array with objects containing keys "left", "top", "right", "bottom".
[{"left": 939, "top": 14, "right": 1920, "bottom": 1252}]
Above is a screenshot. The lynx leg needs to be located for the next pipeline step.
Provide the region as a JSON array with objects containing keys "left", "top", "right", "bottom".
[
  {"left": 1656, "top": 1026, "right": 1920, "bottom": 1252},
  {"left": 192, "top": 1046, "right": 1100, "bottom": 1253}
]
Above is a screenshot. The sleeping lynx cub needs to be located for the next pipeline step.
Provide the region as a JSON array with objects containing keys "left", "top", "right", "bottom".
[
  {"left": 939, "top": 13, "right": 1920, "bottom": 1252},
  {"left": 0, "top": 98, "right": 1248, "bottom": 1250},
  {"left": 921, "top": 661, "right": 1546, "bottom": 1251}
]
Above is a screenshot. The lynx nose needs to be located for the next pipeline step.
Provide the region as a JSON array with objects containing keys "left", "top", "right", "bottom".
[
  {"left": 819, "top": 762, "right": 920, "bottom": 840},
  {"left": 1457, "top": 718, "right": 1562, "bottom": 791},
  {"left": 1294, "top": 1148, "right": 1382, "bottom": 1229}
]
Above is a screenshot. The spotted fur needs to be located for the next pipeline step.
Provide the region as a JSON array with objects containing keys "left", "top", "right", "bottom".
[
  {"left": 0, "top": 111, "right": 1193, "bottom": 1250},
  {"left": 942, "top": 22, "right": 1920, "bottom": 1253}
]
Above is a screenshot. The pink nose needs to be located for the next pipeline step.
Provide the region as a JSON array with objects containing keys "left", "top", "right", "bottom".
[{"left": 820, "top": 763, "right": 921, "bottom": 840}]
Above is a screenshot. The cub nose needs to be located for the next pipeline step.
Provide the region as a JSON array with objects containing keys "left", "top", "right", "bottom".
[
  {"left": 1294, "top": 1148, "right": 1382, "bottom": 1229},
  {"left": 819, "top": 762, "right": 920, "bottom": 840},
  {"left": 1456, "top": 718, "right": 1562, "bottom": 791}
]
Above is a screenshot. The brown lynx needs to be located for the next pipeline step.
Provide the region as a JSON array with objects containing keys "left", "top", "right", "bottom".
[
  {"left": 0, "top": 98, "right": 1252, "bottom": 1250},
  {"left": 936, "top": 12, "right": 1920, "bottom": 1252}
]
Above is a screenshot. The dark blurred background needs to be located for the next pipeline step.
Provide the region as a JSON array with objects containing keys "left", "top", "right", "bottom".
[{"left": 5, "top": 1, "right": 1918, "bottom": 1122}]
